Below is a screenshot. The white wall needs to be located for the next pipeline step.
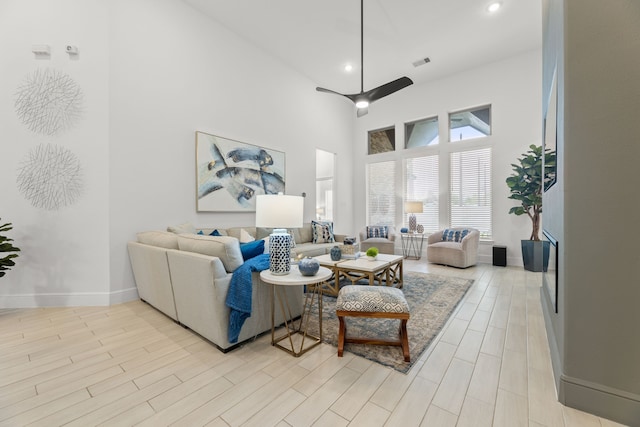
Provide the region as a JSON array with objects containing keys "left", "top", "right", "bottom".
[
  {"left": 0, "top": 0, "right": 354, "bottom": 306},
  {"left": 1, "top": 0, "right": 542, "bottom": 306},
  {"left": 0, "top": 0, "right": 111, "bottom": 306},
  {"left": 542, "top": 1, "right": 640, "bottom": 423},
  {"left": 352, "top": 50, "right": 542, "bottom": 265},
  {"left": 107, "top": 0, "right": 355, "bottom": 299}
]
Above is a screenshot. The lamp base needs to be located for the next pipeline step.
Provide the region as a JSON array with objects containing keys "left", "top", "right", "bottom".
[{"left": 269, "top": 229, "right": 291, "bottom": 275}]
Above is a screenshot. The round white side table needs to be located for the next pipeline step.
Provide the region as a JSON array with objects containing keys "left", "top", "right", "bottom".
[{"left": 260, "top": 265, "right": 331, "bottom": 357}]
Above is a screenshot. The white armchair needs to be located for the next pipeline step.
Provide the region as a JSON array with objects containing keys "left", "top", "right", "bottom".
[{"left": 427, "top": 227, "right": 479, "bottom": 268}]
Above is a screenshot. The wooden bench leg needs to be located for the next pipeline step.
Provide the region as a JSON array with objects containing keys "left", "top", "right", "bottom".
[
  {"left": 338, "top": 316, "right": 346, "bottom": 357},
  {"left": 400, "top": 319, "right": 410, "bottom": 362}
]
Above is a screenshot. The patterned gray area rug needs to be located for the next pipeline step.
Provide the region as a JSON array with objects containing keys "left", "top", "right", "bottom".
[{"left": 306, "top": 272, "right": 474, "bottom": 374}]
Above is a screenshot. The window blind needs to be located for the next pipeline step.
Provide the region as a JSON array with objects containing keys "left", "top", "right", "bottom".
[
  {"left": 404, "top": 155, "right": 439, "bottom": 233},
  {"left": 367, "top": 161, "right": 396, "bottom": 226},
  {"left": 450, "top": 148, "right": 492, "bottom": 238}
]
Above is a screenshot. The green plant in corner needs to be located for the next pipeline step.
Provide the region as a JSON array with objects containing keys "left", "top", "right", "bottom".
[
  {"left": 506, "top": 144, "right": 556, "bottom": 241},
  {"left": 365, "top": 247, "right": 379, "bottom": 258},
  {"left": 0, "top": 218, "right": 20, "bottom": 278}
]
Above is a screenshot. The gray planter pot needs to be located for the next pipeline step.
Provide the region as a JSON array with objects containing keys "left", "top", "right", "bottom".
[{"left": 521, "top": 240, "right": 550, "bottom": 272}]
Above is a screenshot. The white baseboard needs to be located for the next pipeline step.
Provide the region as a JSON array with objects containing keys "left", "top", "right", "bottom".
[{"left": 0, "top": 287, "right": 139, "bottom": 308}]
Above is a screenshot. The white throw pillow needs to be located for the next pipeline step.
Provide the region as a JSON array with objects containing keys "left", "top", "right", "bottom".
[
  {"left": 177, "top": 234, "right": 243, "bottom": 273},
  {"left": 167, "top": 222, "right": 196, "bottom": 234},
  {"left": 239, "top": 228, "right": 255, "bottom": 243}
]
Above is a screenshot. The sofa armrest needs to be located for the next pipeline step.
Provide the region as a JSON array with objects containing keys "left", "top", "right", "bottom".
[
  {"left": 428, "top": 230, "right": 444, "bottom": 245},
  {"left": 460, "top": 230, "right": 480, "bottom": 250},
  {"left": 387, "top": 227, "right": 397, "bottom": 242},
  {"left": 127, "top": 242, "right": 178, "bottom": 321},
  {"left": 167, "top": 250, "right": 232, "bottom": 348}
]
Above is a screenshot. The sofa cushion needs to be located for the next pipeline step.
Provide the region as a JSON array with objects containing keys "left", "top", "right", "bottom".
[
  {"left": 311, "top": 221, "right": 335, "bottom": 244},
  {"left": 288, "top": 230, "right": 297, "bottom": 248},
  {"left": 167, "top": 222, "right": 196, "bottom": 234},
  {"left": 177, "top": 234, "right": 243, "bottom": 273},
  {"left": 240, "top": 239, "right": 265, "bottom": 261},
  {"left": 366, "top": 225, "right": 389, "bottom": 239},
  {"left": 442, "top": 229, "right": 469, "bottom": 242},
  {"left": 137, "top": 231, "right": 179, "bottom": 249},
  {"left": 239, "top": 228, "right": 255, "bottom": 243},
  {"left": 297, "top": 224, "right": 312, "bottom": 244},
  {"left": 256, "top": 227, "right": 272, "bottom": 240},
  {"left": 225, "top": 227, "right": 256, "bottom": 241}
]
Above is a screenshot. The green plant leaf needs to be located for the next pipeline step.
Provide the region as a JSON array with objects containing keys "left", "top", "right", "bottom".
[{"left": 506, "top": 145, "right": 556, "bottom": 240}]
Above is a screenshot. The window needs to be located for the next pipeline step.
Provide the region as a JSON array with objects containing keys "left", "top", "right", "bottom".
[
  {"left": 405, "top": 116, "right": 439, "bottom": 148},
  {"left": 367, "top": 161, "right": 396, "bottom": 226},
  {"left": 450, "top": 148, "right": 492, "bottom": 238},
  {"left": 449, "top": 105, "right": 491, "bottom": 142},
  {"left": 315, "top": 149, "right": 335, "bottom": 221},
  {"left": 368, "top": 126, "right": 395, "bottom": 155},
  {"left": 404, "top": 155, "right": 439, "bottom": 233}
]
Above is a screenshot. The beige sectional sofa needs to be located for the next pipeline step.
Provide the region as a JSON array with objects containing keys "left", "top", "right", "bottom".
[{"left": 127, "top": 222, "right": 343, "bottom": 351}]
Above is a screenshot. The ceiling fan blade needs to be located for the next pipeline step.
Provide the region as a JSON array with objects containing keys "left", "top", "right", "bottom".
[
  {"left": 356, "top": 107, "right": 369, "bottom": 118},
  {"left": 364, "top": 76, "right": 413, "bottom": 103},
  {"left": 317, "top": 1, "right": 412, "bottom": 113},
  {"left": 316, "top": 86, "right": 345, "bottom": 97}
]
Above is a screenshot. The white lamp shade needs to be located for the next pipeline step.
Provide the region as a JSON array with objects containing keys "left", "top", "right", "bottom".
[
  {"left": 405, "top": 201, "right": 424, "bottom": 214},
  {"left": 256, "top": 194, "right": 304, "bottom": 228}
]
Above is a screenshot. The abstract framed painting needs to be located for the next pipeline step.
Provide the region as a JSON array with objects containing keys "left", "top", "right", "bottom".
[{"left": 196, "top": 131, "right": 285, "bottom": 212}]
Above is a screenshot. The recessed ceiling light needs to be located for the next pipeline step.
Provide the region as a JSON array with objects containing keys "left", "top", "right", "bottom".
[
  {"left": 488, "top": 2, "right": 501, "bottom": 12},
  {"left": 344, "top": 64, "right": 353, "bottom": 72}
]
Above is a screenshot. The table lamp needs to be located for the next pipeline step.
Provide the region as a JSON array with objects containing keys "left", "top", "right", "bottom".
[
  {"left": 256, "top": 193, "right": 304, "bottom": 275},
  {"left": 405, "top": 201, "right": 423, "bottom": 233}
]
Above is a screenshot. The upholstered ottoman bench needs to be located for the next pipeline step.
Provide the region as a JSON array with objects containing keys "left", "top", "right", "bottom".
[{"left": 336, "top": 285, "right": 410, "bottom": 362}]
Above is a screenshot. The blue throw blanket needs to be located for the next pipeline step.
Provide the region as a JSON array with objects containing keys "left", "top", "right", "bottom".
[{"left": 226, "top": 253, "right": 270, "bottom": 343}]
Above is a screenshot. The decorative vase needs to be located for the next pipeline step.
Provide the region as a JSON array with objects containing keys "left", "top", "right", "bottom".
[
  {"left": 409, "top": 215, "right": 417, "bottom": 232},
  {"left": 416, "top": 224, "right": 424, "bottom": 233},
  {"left": 298, "top": 257, "right": 320, "bottom": 276},
  {"left": 269, "top": 229, "right": 291, "bottom": 275},
  {"left": 330, "top": 245, "right": 342, "bottom": 261}
]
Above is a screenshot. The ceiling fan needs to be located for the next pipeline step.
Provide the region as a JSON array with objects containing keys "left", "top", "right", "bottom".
[{"left": 316, "top": 0, "right": 413, "bottom": 117}]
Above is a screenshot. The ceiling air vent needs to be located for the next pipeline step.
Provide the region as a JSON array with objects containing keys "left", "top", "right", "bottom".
[{"left": 412, "top": 57, "right": 431, "bottom": 67}]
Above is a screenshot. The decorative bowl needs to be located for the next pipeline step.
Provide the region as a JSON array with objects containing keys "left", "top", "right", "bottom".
[
  {"left": 298, "top": 257, "right": 319, "bottom": 276},
  {"left": 366, "top": 255, "right": 377, "bottom": 261}
]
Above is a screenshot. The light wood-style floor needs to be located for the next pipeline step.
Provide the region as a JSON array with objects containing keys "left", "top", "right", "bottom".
[{"left": 0, "top": 262, "right": 627, "bottom": 426}]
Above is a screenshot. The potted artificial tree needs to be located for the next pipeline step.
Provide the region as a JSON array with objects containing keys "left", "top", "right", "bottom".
[
  {"left": 506, "top": 144, "right": 556, "bottom": 272},
  {"left": 0, "top": 218, "right": 20, "bottom": 278}
]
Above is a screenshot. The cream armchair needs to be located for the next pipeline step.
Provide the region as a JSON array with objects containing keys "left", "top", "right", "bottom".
[
  {"left": 359, "top": 225, "right": 396, "bottom": 254},
  {"left": 427, "top": 227, "right": 479, "bottom": 268}
]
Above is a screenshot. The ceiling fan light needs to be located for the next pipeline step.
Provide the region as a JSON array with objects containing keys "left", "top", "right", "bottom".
[{"left": 355, "top": 99, "right": 369, "bottom": 109}]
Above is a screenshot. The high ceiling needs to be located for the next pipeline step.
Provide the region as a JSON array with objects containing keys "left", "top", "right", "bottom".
[{"left": 182, "top": 0, "right": 541, "bottom": 95}]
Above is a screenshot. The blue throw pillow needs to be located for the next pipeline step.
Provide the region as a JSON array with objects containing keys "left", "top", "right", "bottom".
[
  {"left": 442, "top": 229, "right": 469, "bottom": 242},
  {"left": 197, "top": 229, "right": 222, "bottom": 236},
  {"left": 366, "top": 225, "right": 389, "bottom": 239},
  {"left": 240, "top": 239, "right": 265, "bottom": 261}
]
